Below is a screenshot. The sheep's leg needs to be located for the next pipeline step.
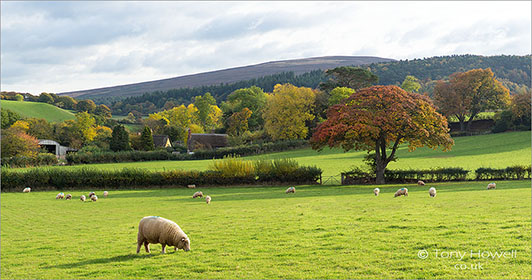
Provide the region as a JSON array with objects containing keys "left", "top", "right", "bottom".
[
  {"left": 137, "top": 236, "right": 145, "bottom": 254},
  {"left": 174, "top": 246, "right": 177, "bottom": 252},
  {"left": 144, "top": 241, "right": 150, "bottom": 253},
  {"left": 161, "top": 244, "right": 166, "bottom": 254}
]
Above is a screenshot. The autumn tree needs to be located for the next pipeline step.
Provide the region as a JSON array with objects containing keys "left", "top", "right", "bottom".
[
  {"left": 26, "top": 118, "right": 53, "bottom": 139},
  {"left": 76, "top": 99, "right": 97, "bottom": 113},
  {"left": 401, "top": 75, "right": 421, "bottom": 93},
  {"left": 55, "top": 95, "right": 77, "bottom": 109},
  {"left": 194, "top": 92, "right": 217, "bottom": 129},
  {"left": 433, "top": 68, "right": 510, "bottom": 132},
  {"left": 222, "top": 86, "right": 267, "bottom": 130},
  {"left": 94, "top": 104, "right": 112, "bottom": 119},
  {"left": 319, "top": 66, "right": 378, "bottom": 92},
  {"left": 227, "top": 108, "right": 253, "bottom": 136},
  {"left": 110, "top": 125, "right": 131, "bottom": 151},
  {"left": 510, "top": 89, "right": 531, "bottom": 127},
  {"left": 140, "top": 126, "right": 155, "bottom": 151},
  {"left": 1, "top": 127, "right": 41, "bottom": 158},
  {"left": 311, "top": 85, "right": 454, "bottom": 184},
  {"left": 1, "top": 109, "right": 22, "bottom": 129},
  {"left": 263, "top": 84, "right": 316, "bottom": 140},
  {"left": 328, "top": 87, "right": 354, "bottom": 106}
]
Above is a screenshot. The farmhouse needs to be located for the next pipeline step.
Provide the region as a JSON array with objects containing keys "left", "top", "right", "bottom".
[
  {"left": 38, "top": 139, "right": 77, "bottom": 157},
  {"left": 153, "top": 135, "right": 172, "bottom": 148},
  {"left": 187, "top": 133, "right": 228, "bottom": 151}
]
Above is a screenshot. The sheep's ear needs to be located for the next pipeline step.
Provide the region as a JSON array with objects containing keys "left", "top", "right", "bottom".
[{"left": 181, "top": 238, "right": 186, "bottom": 242}]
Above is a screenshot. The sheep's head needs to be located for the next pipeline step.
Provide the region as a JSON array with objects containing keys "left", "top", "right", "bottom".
[{"left": 178, "top": 237, "right": 191, "bottom": 251}]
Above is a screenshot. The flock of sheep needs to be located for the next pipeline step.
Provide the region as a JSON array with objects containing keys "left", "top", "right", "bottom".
[{"left": 22, "top": 180, "right": 499, "bottom": 254}]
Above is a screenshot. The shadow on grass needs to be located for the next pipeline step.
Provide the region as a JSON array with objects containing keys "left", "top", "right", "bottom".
[{"left": 43, "top": 253, "right": 157, "bottom": 269}]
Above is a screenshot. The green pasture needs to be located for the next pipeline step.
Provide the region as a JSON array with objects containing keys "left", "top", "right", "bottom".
[
  {"left": 1, "top": 100, "right": 76, "bottom": 123},
  {"left": 1, "top": 180, "right": 530, "bottom": 279}
]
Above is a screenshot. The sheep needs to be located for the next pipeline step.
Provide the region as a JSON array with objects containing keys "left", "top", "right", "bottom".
[
  {"left": 103, "top": 191, "right": 109, "bottom": 198},
  {"left": 91, "top": 195, "right": 98, "bottom": 202},
  {"left": 192, "top": 191, "right": 203, "bottom": 198},
  {"left": 285, "top": 187, "right": 296, "bottom": 194},
  {"left": 187, "top": 184, "right": 196, "bottom": 189},
  {"left": 429, "top": 187, "right": 437, "bottom": 197},
  {"left": 88, "top": 192, "right": 96, "bottom": 198},
  {"left": 56, "top": 192, "right": 65, "bottom": 199},
  {"left": 136, "top": 216, "right": 190, "bottom": 254},
  {"left": 487, "top": 183, "right": 496, "bottom": 190},
  {"left": 65, "top": 194, "right": 72, "bottom": 200},
  {"left": 373, "top": 188, "right": 380, "bottom": 196},
  {"left": 394, "top": 188, "right": 408, "bottom": 197},
  {"left": 80, "top": 195, "right": 86, "bottom": 202},
  {"left": 23, "top": 187, "right": 31, "bottom": 193},
  {"left": 417, "top": 180, "right": 426, "bottom": 186},
  {"left": 205, "top": 196, "right": 211, "bottom": 204}
]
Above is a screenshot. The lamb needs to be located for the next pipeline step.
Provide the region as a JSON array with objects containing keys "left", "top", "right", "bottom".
[
  {"left": 205, "top": 196, "right": 211, "bottom": 204},
  {"left": 103, "top": 191, "right": 109, "bottom": 198},
  {"left": 80, "top": 195, "right": 86, "bottom": 202},
  {"left": 23, "top": 187, "right": 31, "bottom": 193},
  {"left": 56, "top": 192, "right": 65, "bottom": 199},
  {"left": 65, "top": 194, "right": 72, "bottom": 200},
  {"left": 373, "top": 188, "right": 380, "bottom": 196},
  {"left": 487, "top": 183, "right": 496, "bottom": 190},
  {"left": 192, "top": 191, "right": 203, "bottom": 198},
  {"left": 429, "top": 187, "right": 437, "bottom": 197},
  {"left": 91, "top": 195, "right": 98, "bottom": 202},
  {"left": 187, "top": 184, "right": 196, "bottom": 189},
  {"left": 417, "top": 180, "right": 425, "bottom": 186},
  {"left": 88, "top": 192, "right": 96, "bottom": 198},
  {"left": 394, "top": 188, "right": 408, "bottom": 197},
  {"left": 136, "top": 216, "right": 191, "bottom": 254},
  {"left": 285, "top": 187, "right": 296, "bottom": 194}
]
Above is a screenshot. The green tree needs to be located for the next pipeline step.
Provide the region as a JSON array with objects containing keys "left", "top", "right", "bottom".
[
  {"left": 319, "top": 66, "right": 378, "bottom": 92},
  {"left": 227, "top": 108, "right": 253, "bottom": 136},
  {"left": 76, "top": 99, "right": 97, "bottom": 113},
  {"left": 223, "top": 86, "right": 267, "bottom": 130},
  {"left": 1, "top": 109, "right": 22, "bottom": 129},
  {"left": 110, "top": 125, "right": 131, "bottom": 151},
  {"left": 328, "top": 87, "right": 355, "bottom": 106},
  {"left": 55, "top": 95, "right": 77, "bottom": 109},
  {"left": 194, "top": 92, "right": 217, "bottom": 129},
  {"left": 401, "top": 75, "right": 421, "bottom": 93},
  {"left": 14, "top": 94, "right": 24, "bottom": 101},
  {"left": 26, "top": 118, "right": 53, "bottom": 139},
  {"left": 140, "top": 126, "right": 154, "bottom": 151},
  {"left": 94, "top": 104, "right": 112, "bottom": 119},
  {"left": 38, "top": 92, "right": 55, "bottom": 104}
]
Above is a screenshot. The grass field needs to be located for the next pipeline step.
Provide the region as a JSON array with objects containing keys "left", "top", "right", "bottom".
[
  {"left": 1, "top": 180, "right": 530, "bottom": 279},
  {"left": 1, "top": 100, "right": 76, "bottom": 123},
  {"left": 14, "top": 131, "right": 531, "bottom": 179}
]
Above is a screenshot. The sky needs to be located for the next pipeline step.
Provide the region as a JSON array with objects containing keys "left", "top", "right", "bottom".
[{"left": 1, "top": 1, "right": 530, "bottom": 94}]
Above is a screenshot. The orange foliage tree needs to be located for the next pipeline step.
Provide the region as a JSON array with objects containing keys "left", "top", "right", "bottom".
[{"left": 311, "top": 85, "right": 454, "bottom": 184}]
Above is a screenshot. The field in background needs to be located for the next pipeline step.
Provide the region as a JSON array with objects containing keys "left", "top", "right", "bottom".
[
  {"left": 1, "top": 180, "right": 529, "bottom": 279},
  {"left": 12, "top": 131, "right": 531, "bottom": 179},
  {"left": 1, "top": 100, "right": 76, "bottom": 123}
]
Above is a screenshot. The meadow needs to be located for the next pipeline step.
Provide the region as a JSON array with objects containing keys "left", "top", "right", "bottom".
[
  {"left": 1, "top": 180, "right": 530, "bottom": 279},
  {"left": 1, "top": 100, "right": 76, "bottom": 123}
]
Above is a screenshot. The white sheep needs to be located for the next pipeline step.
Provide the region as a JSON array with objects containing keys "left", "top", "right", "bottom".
[
  {"left": 103, "top": 191, "right": 109, "bottom": 198},
  {"left": 137, "top": 216, "right": 190, "bottom": 254},
  {"left": 205, "top": 196, "right": 211, "bottom": 204},
  {"left": 80, "top": 195, "right": 86, "bottom": 202},
  {"left": 373, "top": 188, "right": 380, "bottom": 196},
  {"left": 417, "top": 180, "right": 426, "bottom": 186},
  {"left": 88, "top": 192, "right": 96, "bottom": 198},
  {"left": 187, "top": 184, "right": 196, "bottom": 189},
  {"left": 91, "top": 195, "right": 98, "bottom": 202},
  {"left": 429, "top": 187, "right": 436, "bottom": 197},
  {"left": 23, "top": 187, "right": 31, "bottom": 193},
  {"left": 56, "top": 192, "right": 65, "bottom": 199},
  {"left": 285, "top": 187, "right": 296, "bottom": 194},
  {"left": 192, "top": 191, "right": 203, "bottom": 198},
  {"left": 487, "top": 183, "right": 496, "bottom": 190},
  {"left": 65, "top": 194, "right": 72, "bottom": 200},
  {"left": 394, "top": 188, "right": 408, "bottom": 197}
]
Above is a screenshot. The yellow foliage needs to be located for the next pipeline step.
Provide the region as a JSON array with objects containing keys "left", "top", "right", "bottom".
[{"left": 11, "top": 120, "right": 30, "bottom": 131}]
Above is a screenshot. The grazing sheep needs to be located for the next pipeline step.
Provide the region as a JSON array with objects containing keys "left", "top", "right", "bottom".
[
  {"left": 103, "top": 191, "right": 108, "bottom": 198},
  {"left": 285, "top": 187, "right": 296, "bottom": 194},
  {"left": 136, "top": 216, "right": 191, "bottom": 254},
  {"left": 91, "top": 195, "right": 98, "bottom": 202},
  {"left": 429, "top": 187, "right": 437, "bottom": 197},
  {"left": 88, "top": 192, "right": 95, "bottom": 198},
  {"left": 487, "top": 183, "right": 496, "bottom": 190},
  {"left": 205, "top": 196, "right": 211, "bottom": 204},
  {"left": 373, "top": 188, "right": 380, "bottom": 196},
  {"left": 23, "top": 187, "right": 31, "bottom": 193},
  {"left": 80, "top": 195, "right": 86, "bottom": 202},
  {"left": 394, "top": 188, "right": 408, "bottom": 197},
  {"left": 417, "top": 180, "right": 425, "bottom": 186},
  {"left": 56, "top": 192, "right": 65, "bottom": 199},
  {"left": 187, "top": 184, "right": 196, "bottom": 189},
  {"left": 192, "top": 191, "right": 203, "bottom": 198},
  {"left": 65, "top": 194, "right": 72, "bottom": 200}
]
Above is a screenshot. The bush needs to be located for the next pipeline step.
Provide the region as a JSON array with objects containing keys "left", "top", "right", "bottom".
[
  {"left": 210, "top": 156, "right": 255, "bottom": 179},
  {"left": 1, "top": 153, "right": 58, "bottom": 168},
  {"left": 342, "top": 167, "right": 469, "bottom": 184},
  {"left": 475, "top": 165, "right": 531, "bottom": 180}
]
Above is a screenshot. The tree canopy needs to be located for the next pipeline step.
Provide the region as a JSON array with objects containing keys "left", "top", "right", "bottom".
[{"left": 319, "top": 66, "right": 378, "bottom": 92}]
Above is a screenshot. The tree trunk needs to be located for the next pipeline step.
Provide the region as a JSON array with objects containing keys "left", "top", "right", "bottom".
[
  {"left": 375, "top": 164, "right": 386, "bottom": 184},
  {"left": 456, "top": 115, "right": 465, "bottom": 132},
  {"left": 374, "top": 139, "right": 387, "bottom": 184},
  {"left": 466, "top": 114, "right": 477, "bottom": 132}
]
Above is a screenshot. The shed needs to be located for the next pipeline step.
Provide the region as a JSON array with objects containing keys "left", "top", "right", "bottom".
[{"left": 38, "top": 139, "right": 77, "bottom": 157}]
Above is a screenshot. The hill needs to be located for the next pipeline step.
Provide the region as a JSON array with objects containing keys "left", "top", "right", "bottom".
[
  {"left": 1, "top": 100, "right": 76, "bottom": 123},
  {"left": 58, "top": 56, "right": 394, "bottom": 99}
]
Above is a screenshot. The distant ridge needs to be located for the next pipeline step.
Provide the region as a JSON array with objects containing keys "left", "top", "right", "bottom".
[{"left": 59, "top": 56, "right": 394, "bottom": 99}]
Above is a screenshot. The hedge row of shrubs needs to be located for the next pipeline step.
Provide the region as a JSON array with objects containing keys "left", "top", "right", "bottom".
[
  {"left": 1, "top": 158, "right": 322, "bottom": 191},
  {"left": 342, "top": 165, "right": 531, "bottom": 184},
  {"left": 65, "top": 140, "right": 308, "bottom": 165},
  {"left": 1, "top": 153, "right": 58, "bottom": 168}
]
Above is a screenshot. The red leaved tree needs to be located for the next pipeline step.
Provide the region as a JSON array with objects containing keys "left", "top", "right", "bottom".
[{"left": 311, "top": 85, "right": 454, "bottom": 184}]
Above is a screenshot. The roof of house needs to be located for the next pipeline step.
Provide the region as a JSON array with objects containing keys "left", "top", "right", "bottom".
[
  {"left": 188, "top": 133, "right": 228, "bottom": 150},
  {"left": 152, "top": 135, "right": 171, "bottom": 147}
]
